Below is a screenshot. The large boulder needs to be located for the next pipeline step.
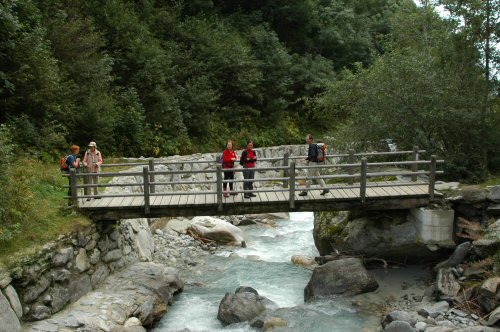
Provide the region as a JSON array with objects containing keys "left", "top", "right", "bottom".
[
  {"left": 189, "top": 216, "right": 246, "bottom": 247},
  {"left": 313, "top": 211, "right": 441, "bottom": 263},
  {"left": 436, "top": 268, "right": 461, "bottom": 301},
  {"left": 304, "top": 258, "right": 378, "bottom": 301},
  {"left": 27, "top": 262, "right": 183, "bottom": 331},
  {"left": 434, "top": 242, "right": 471, "bottom": 271},
  {"left": 217, "top": 287, "right": 271, "bottom": 326},
  {"left": 487, "top": 186, "right": 500, "bottom": 203},
  {"left": 0, "top": 290, "right": 20, "bottom": 332},
  {"left": 384, "top": 321, "right": 416, "bottom": 332}
]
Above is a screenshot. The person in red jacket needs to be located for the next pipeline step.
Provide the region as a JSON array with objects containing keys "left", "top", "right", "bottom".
[
  {"left": 240, "top": 139, "right": 257, "bottom": 198},
  {"left": 222, "top": 140, "right": 238, "bottom": 197}
]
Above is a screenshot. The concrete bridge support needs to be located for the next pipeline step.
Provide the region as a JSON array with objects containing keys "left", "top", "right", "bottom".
[{"left": 411, "top": 208, "right": 454, "bottom": 244}]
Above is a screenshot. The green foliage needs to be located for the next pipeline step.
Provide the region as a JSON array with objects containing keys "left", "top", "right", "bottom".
[
  {"left": 0, "top": 0, "right": 498, "bottom": 176},
  {"left": 313, "top": 2, "right": 495, "bottom": 181}
]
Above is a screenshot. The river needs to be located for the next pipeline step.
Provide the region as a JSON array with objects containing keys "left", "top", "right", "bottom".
[{"left": 153, "top": 212, "right": 431, "bottom": 332}]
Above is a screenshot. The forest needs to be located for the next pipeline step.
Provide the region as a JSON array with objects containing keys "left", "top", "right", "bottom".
[
  {"left": 1, "top": 0, "right": 499, "bottom": 172},
  {"left": 0, "top": 0, "right": 499, "bottom": 243}
]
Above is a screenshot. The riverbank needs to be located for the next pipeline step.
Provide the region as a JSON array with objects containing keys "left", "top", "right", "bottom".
[{"left": 16, "top": 212, "right": 500, "bottom": 331}]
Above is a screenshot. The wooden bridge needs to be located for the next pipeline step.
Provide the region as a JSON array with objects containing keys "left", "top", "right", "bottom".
[{"left": 65, "top": 148, "right": 444, "bottom": 221}]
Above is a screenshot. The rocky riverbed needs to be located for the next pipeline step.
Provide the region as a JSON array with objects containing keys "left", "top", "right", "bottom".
[{"left": 21, "top": 212, "right": 500, "bottom": 332}]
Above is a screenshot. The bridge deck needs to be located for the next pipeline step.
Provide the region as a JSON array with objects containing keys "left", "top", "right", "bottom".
[{"left": 79, "top": 182, "right": 435, "bottom": 220}]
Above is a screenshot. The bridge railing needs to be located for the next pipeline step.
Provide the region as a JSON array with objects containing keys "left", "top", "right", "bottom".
[{"left": 64, "top": 148, "right": 443, "bottom": 211}]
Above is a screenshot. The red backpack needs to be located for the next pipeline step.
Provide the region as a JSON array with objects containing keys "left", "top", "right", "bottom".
[{"left": 60, "top": 155, "right": 69, "bottom": 171}]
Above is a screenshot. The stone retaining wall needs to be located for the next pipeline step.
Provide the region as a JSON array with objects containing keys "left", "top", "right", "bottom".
[{"left": 0, "top": 218, "right": 155, "bottom": 330}]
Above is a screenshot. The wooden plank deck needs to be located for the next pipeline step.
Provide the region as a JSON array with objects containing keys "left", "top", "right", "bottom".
[{"left": 78, "top": 183, "right": 437, "bottom": 221}]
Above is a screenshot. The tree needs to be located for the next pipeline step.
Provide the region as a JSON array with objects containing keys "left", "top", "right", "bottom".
[{"left": 437, "top": 0, "right": 500, "bottom": 170}]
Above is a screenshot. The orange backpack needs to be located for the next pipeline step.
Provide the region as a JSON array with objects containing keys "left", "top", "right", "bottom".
[{"left": 60, "top": 155, "right": 69, "bottom": 171}]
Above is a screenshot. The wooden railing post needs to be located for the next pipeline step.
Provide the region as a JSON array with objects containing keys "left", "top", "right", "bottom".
[
  {"left": 360, "top": 158, "right": 367, "bottom": 204},
  {"left": 216, "top": 164, "right": 223, "bottom": 212},
  {"left": 70, "top": 168, "right": 78, "bottom": 206},
  {"left": 289, "top": 161, "right": 296, "bottom": 209},
  {"left": 148, "top": 158, "right": 155, "bottom": 193},
  {"left": 143, "top": 166, "right": 150, "bottom": 214},
  {"left": 428, "top": 155, "right": 437, "bottom": 201},
  {"left": 283, "top": 152, "right": 289, "bottom": 188},
  {"left": 411, "top": 145, "right": 419, "bottom": 182},
  {"left": 348, "top": 149, "right": 355, "bottom": 184}
]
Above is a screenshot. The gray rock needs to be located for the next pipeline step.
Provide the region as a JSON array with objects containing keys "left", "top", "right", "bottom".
[
  {"left": 424, "top": 327, "right": 454, "bottom": 332},
  {"left": 418, "top": 301, "right": 450, "bottom": 318},
  {"left": 136, "top": 229, "right": 155, "bottom": 262},
  {"left": 110, "top": 229, "right": 120, "bottom": 241},
  {"left": 480, "top": 277, "right": 500, "bottom": 298},
  {"left": 384, "top": 321, "right": 416, "bottom": 332},
  {"left": 415, "top": 321, "right": 426, "bottom": 332},
  {"left": 434, "top": 242, "right": 472, "bottom": 272},
  {"left": 108, "top": 239, "right": 119, "bottom": 250},
  {"left": 109, "top": 305, "right": 127, "bottom": 324},
  {"left": 23, "top": 276, "right": 50, "bottom": 304},
  {"left": 77, "top": 231, "right": 89, "bottom": 247},
  {"left": 189, "top": 217, "right": 245, "bottom": 247},
  {"left": 304, "top": 258, "right": 378, "bottom": 301},
  {"left": 124, "top": 317, "right": 142, "bottom": 327},
  {"left": 67, "top": 274, "right": 92, "bottom": 303},
  {"left": 487, "top": 186, "right": 500, "bottom": 203},
  {"left": 0, "top": 289, "right": 21, "bottom": 331},
  {"left": 52, "top": 247, "right": 74, "bottom": 267},
  {"left": 103, "top": 249, "right": 122, "bottom": 263},
  {"left": 112, "top": 327, "right": 147, "bottom": 332},
  {"left": 91, "top": 264, "right": 110, "bottom": 288},
  {"left": 0, "top": 270, "right": 12, "bottom": 289},
  {"left": 458, "top": 327, "right": 500, "bottom": 331},
  {"left": 98, "top": 236, "right": 109, "bottom": 252},
  {"left": 52, "top": 268, "right": 71, "bottom": 283},
  {"left": 85, "top": 239, "right": 97, "bottom": 251},
  {"left": 460, "top": 187, "right": 488, "bottom": 204},
  {"left": 133, "top": 298, "right": 154, "bottom": 325},
  {"left": 29, "top": 304, "right": 51, "bottom": 321},
  {"left": 472, "top": 238, "right": 500, "bottom": 258},
  {"left": 436, "top": 268, "right": 461, "bottom": 301},
  {"left": 382, "top": 311, "right": 418, "bottom": 327},
  {"left": 450, "top": 308, "right": 468, "bottom": 318},
  {"left": 217, "top": 288, "right": 267, "bottom": 326},
  {"left": 313, "top": 211, "right": 441, "bottom": 263},
  {"left": 48, "top": 285, "right": 69, "bottom": 313},
  {"left": 262, "top": 316, "right": 287, "bottom": 330},
  {"left": 75, "top": 248, "right": 91, "bottom": 272},
  {"left": 42, "top": 294, "right": 52, "bottom": 305},
  {"left": 3, "top": 285, "right": 22, "bottom": 319},
  {"left": 89, "top": 248, "right": 101, "bottom": 265},
  {"left": 487, "top": 304, "right": 500, "bottom": 326}
]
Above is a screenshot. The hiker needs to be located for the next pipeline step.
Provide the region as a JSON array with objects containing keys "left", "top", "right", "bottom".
[
  {"left": 299, "top": 134, "right": 329, "bottom": 196},
  {"left": 83, "top": 141, "right": 103, "bottom": 199},
  {"left": 240, "top": 139, "right": 257, "bottom": 198},
  {"left": 65, "top": 145, "right": 81, "bottom": 203},
  {"left": 222, "top": 140, "right": 238, "bottom": 197}
]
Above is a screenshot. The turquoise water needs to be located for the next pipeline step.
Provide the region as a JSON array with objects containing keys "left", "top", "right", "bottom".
[{"left": 152, "top": 212, "right": 401, "bottom": 332}]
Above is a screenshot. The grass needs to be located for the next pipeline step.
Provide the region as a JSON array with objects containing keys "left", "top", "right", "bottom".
[
  {"left": 479, "top": 174, "right": 500, "bottom": 188},
  {"left": 0, "top": 159, "right": 91, "bottom": 268},
  {"left": 0, "top": 157, "right": 140, "bottom": 267}
]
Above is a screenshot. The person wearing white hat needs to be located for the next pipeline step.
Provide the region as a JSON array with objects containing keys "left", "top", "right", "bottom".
[{"left": 83, "top": 141, "right": 103, "bottom": 199}]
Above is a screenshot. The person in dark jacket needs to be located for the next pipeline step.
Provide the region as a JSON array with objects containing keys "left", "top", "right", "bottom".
[
  {"left": 299, "top": 134, "right": 329, "bottom": 196},
  {"left": 240, "top": 139, "right": 257, "bottom": 198},
  {"left": 65, "top": 145, "right": 81, "bottom": 204},
  {"left": 222, "top": 140, "right": 238, "bottom": 197}
]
